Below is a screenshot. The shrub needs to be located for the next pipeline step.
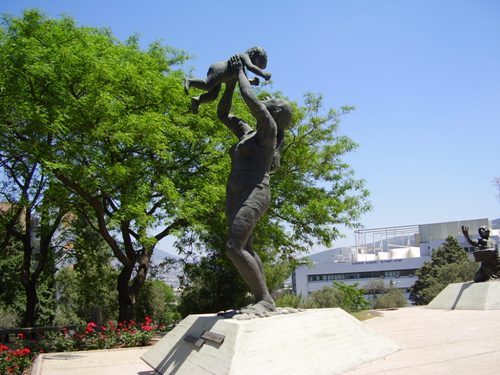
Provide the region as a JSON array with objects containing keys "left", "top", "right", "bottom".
[
  {"left": 0, "top": 306, "right": 20, "bottom": 328},
  {"left": 302, "top": 285, "right": 342, "bottom": 308},
  {"left": 274, "top": 293, "right": 302, "bottom": 308},
  {"left": 302, "top": 282, "right": 369, "bottom": 312},
  {"left": 374, "top": 288, "right": 407, "bottom": 309}
]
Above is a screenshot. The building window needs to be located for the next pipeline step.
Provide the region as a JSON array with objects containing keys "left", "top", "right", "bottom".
[{"left": 308, "top": 269, "right": 418, "bottom": 282}]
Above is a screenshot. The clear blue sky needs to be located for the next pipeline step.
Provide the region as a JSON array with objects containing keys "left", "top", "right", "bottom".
[{"left": 2, "top": 0, "right": 500, "bottom": 251}]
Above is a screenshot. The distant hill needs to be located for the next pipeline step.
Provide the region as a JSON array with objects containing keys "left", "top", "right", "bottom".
[
  {"left": 150, "top": 248, "right": 182, "bottom": 289},
  {"left": 151, "top": 248, "right": 180, "bottom": 264},
  {"left": 492, "top": 218, "right": 500, "bottom": 229}
]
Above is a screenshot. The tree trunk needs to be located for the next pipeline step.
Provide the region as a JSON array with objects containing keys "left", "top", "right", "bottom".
[
  {"left": 22, "top": 281, "right": 38, "bottom": 327},
  {"left": 117, "top": 266, "right": 135, "bottom": 322},
  {"left": 116, "top": 253, "right": 151, "bottom": 322}
]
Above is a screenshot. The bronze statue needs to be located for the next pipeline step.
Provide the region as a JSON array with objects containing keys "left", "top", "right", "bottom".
[
  {"left": 462, "top": 225, "right": 500, "bottom": 282},
  {"left": 184, "top": 47, "right": 271, "bottom": 114},
  {"left": 215, "top": 55, "right": 292, "bottom": 313}
]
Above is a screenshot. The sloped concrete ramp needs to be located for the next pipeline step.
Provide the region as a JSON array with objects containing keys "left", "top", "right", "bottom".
[
  {"left": 427, "top": 281, "right": 500, "bottom": 310},
  {"left": 141, "top": 308, "right": 398, "bottom": 375}
]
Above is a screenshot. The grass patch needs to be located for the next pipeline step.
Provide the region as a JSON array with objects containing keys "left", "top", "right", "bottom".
[{"left": 351, "top": 310, "right": 382, "bottom": 321}]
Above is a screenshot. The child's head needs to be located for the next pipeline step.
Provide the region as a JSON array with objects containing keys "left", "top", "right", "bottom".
[{"left": 246, "top": 47, "right": 268, "bottom": 69}]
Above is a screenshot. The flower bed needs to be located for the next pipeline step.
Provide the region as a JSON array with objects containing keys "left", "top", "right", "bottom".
[
  {"left": 0, "top": 317, "right": 169, "bottom": 374},
  {"left": 0, "top": 344, "right": 33, "bottom": 374}
]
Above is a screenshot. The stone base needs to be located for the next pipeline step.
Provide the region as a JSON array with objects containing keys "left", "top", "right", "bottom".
[
  {"left": 141, "top": 308, "right": 398, "bottom": 375},
  {"left": 427, "top": 281, "right": 500, "bottom": 310}
]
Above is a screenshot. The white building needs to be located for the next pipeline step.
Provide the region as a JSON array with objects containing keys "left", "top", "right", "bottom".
[{"left": 293, "top": 218, "right": 500, "bottom": 300}]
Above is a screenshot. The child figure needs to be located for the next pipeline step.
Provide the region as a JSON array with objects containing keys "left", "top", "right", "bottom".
[{"left": 184, "top": 47, "right": 272, "bottom": 114}]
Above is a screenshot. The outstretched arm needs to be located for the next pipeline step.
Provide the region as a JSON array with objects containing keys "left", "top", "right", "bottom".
[
  {"left": 238, "top": 69, "right": 277, "bottom": 146},
  {"left": 231, "top": 57, "right": 277, "bottom": 146},
  {"left": 462, "top": 226, "right": 478, "bottom": 247},
  {"left": 217, "top": 74, "right": 251, "bottom": 138}
]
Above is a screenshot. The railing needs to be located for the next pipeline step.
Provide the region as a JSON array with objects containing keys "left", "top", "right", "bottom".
[{"left": 0, "top": 325, "right": 77, "bottom": 343}]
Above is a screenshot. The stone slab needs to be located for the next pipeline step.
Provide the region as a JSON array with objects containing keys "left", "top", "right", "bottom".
[
  {"left": 427, "top": 281, "right": 500, "bottom": 310},
  {"left": 141, "top": 308, "right": 399, "bottom": 375}
]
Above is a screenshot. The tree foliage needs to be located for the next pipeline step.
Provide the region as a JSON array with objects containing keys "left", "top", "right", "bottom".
[
  {"left": 0, "top": 10, "right": 216, "bottom": 321},
  {"left": 177, "top": 252, "right": 251, "bottom": 316},
  {"left": 135, "top": 280, "right": 178, "bottom": 325},
  {"left": 0, "top": 237, "right": 25, "bottom": 324},
  {"left": 54, "top": 215, "right": 119, "bottom": 325},
  {"left": 410, "top": 237, "right": 478, "bottom": 305}
]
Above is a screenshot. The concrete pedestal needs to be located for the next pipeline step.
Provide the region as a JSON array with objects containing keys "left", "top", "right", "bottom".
[
  {"left": 141, "top": 308, "right": 398, "bottom": 375},
  {"left": 427, "top": 281, "right": 500, "bottom": 310}
]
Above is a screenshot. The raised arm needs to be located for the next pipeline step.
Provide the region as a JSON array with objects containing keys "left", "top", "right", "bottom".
[
  {"left": 462, "top": 226, "right": 478, "bottom": 247},
  {"left": 217, "top": 70, "right": 251, "bottom": 138},
  {"left": 234, "top": 62, "right": 277, "bottom": 147}
]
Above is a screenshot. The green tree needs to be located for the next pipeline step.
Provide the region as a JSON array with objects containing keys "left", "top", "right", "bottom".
[
  {"left": 54, "top": 266, "right": 82, "bottom": 325},
  {"left": 364, "top": 279, "right": 387, "bottom": 304},
  {"left": 0, "top": 10, "right": 227, "bottom": 321},
  {"left": 0, "top": 147, "right": 69, "bottom": 326},
  {"left": 410, "top": 237, "right": 478, "bottom": 305},
  {"left": 135, "top": 280, "right": 177, "bottom": 325}
]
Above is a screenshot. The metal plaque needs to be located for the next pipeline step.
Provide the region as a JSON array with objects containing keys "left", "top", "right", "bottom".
[{"left": 201, "top": 330, "right": 225, "bottom": 345}]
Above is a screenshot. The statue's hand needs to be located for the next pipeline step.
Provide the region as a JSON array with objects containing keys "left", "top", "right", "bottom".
[
  {"left": 462, "top": 225, "right": 469, "bottom": 235},
  {"left": 249, "top": 77, "right": 260, "bottom": 86},
  {"left": 228, "top": 55, "right": 243, "bottom": 74},
  {"left": 262, "top": 72, "right": 272, "bottom": 81}
]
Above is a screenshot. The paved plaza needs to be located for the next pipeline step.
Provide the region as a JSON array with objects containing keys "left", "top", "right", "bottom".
[{"left": 33, "top": 307, "right": 500, "bottom": 375}]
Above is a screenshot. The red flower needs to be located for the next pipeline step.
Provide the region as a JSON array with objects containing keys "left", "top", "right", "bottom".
[
  {"left": 17, "top": 333, "right": 25, "bottom": 340},
  {"left": 12, "top": 348, "right": 30, "bottom": 356},
  {"left": 85, "top": 322, "right": 98, "bottom": 334}
]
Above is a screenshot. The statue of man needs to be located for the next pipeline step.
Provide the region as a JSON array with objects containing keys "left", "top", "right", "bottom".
[
  {"left": 462, "top": 225, "right": 500, "bottom": 282},
  {"left": 216, "top": 56, "right": 292, "bottom": 313}
]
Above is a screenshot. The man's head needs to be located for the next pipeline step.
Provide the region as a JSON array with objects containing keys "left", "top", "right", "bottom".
[
  {"left": 262, "top": 98, "right": 292, "bottom": 131},
  {"left": 479, "top": 226, "right": 490, "bottom": 239}
]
